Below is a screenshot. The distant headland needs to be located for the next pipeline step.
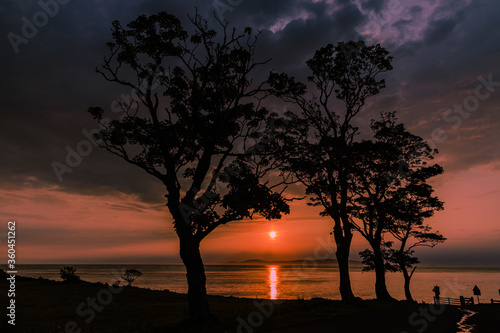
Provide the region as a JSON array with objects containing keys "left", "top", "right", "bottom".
[{"left": 225, "top": 258, "right": 362, "bottom": 265}]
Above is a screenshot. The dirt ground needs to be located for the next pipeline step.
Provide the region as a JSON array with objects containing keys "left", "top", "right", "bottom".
[{"left": 0, "top": 275, "right": 496, "bottom": 333}]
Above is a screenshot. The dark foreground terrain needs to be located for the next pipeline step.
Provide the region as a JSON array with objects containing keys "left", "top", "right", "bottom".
[{"left": 0, "top": 274, "right": 497, "bottom": 333}]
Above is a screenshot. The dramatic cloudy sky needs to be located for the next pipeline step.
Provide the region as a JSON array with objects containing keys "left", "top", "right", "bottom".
[{"left": 1, "top": 0, "right": 499, "bottom": 265}]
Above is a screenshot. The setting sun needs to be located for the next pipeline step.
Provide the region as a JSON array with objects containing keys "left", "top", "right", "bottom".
[{"left": 269, "top": 231, "right": 277, "bottom": 239}]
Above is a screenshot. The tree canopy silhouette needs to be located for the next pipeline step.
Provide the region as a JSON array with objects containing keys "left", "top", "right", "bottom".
[
  {"left": 351, "top": 112, "right": 444, "bottom": 300},
  {"left": 88, "top": 11, "right": 289, "bottom": 323},
  {"left": 268, "top": 40, "right": 393, "bottom": 301},
  {"left": 387, "top": 207, "right": 446, "bottom": 301},
  {"left": 122, "top": 268, "right": 142, "bottom": 286}
]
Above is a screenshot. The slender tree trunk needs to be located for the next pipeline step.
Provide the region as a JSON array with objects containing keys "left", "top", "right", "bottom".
[
  {"left": 334, "top": 226, "right": 356, "bottom": 301},
  {"left": 179, "top": 236, "right": 212, "bottom": 324},
  {"left": 372, "top": 242, "right": 394, "bottom": 301},
  {"left": 401, "top": 265, "right": 415, "bottom": 302}
]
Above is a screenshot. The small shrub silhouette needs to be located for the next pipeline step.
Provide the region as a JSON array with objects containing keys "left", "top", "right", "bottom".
[{"left": 60, "top": 266, "right": 81, "bottom": 283}]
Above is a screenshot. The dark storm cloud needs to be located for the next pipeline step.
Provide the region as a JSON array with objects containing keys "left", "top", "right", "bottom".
[
  {"left": 392, "top": 5, "right": 423, "bottom": 37},
  {"left": 422, "top": 18, "right": 457, "bottom": 45},
  {"left": 372, "top": 0, "right": 500, "bottom": 174},
  {"left": 1, "top": 0, "right": 499, "bottom": 204},
  {"left": 0, "top": 0, "right": 194, "bottom": 203},
  {"left": 218, "top": 0, "right": 305, "bottom": 27},
  {"left": 212, "top": 0, "right": 365, "bottom": 76},
  {"left": 359, "top": 0, "right": 386, "bottom": 12},
  {"left": 388, "top": 0, "right": 500, "bottom": 93},
  {"left": 0, "top": 0, "right": 364, "bottom": 204}
]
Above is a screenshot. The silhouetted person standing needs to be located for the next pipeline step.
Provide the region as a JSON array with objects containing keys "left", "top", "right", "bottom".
[{"left": 433, "top": 286, "right": 440, "bottom": 304}]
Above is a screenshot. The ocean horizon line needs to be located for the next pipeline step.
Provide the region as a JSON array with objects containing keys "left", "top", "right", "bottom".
[{"left": 5, "top": 262, "right": 500, "bottom": 270}]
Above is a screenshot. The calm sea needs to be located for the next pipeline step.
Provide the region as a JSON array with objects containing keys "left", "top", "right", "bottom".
[{"left": 10, "top": 264, "right": 500, "bottom": 303}]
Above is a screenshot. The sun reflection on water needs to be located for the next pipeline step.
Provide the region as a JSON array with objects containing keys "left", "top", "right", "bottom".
[{"left": 269, "top": 266, "right": 278, "bottom": 299}]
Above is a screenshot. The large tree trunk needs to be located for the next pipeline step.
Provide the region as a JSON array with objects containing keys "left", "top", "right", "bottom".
[
  {"left": 334, "top": 226, "right": 356, "bottom": 301},
  {"left": 336, "top": 245, "right": 356, "bottom": 301},
  {"left": 401, "top": 265, "right": 415, "bottom": 302},
  {"left": 372, "top": 242, "right": 395, "bottom": 301},
  {"left": 179, "top": 236, "right": 212, "bottom": 324}
]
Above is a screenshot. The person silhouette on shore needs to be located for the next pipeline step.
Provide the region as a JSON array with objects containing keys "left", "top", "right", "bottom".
[{"left": 432, "top": 285, "right": 440, "bottom": 304}]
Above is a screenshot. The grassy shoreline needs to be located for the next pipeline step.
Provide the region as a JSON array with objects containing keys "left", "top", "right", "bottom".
[{"left": 1, "top": 274, "right": 497, "bottom": 332}]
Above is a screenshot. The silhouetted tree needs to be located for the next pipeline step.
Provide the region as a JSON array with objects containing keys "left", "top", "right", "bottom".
[
  {"left": 389, "top": 224, "right": 446, "bottom": 301},
  {"left": 268, "top": 40, "right": 393, "bottom": 301},
  {"left": 351, "top": 112, "right": 444, "bottom": 300},
  {"left": 88, "top": 11, "right": 289, "bottom": 323},
  {"left": 60, "top": 266, "right": 81, "bottom": 283},
  {"left": 122, "top": 268, "right": 142, "bottom": 286},
  {"left": 359, "top": 241, "right": 399, "bottom": 273}
]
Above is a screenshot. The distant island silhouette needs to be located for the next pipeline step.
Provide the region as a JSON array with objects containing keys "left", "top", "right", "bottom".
[{"left": 226, "top": 259, "right": 362, "bottom": 265}]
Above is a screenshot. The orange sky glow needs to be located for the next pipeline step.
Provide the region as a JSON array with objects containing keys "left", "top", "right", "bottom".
[{"left": 2, "top": 161, "right": 499, "bottom": 266}]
